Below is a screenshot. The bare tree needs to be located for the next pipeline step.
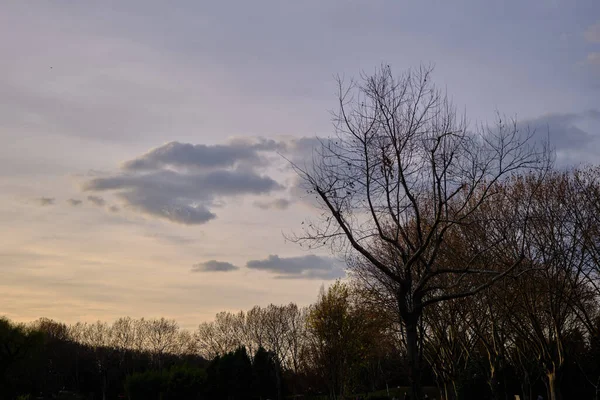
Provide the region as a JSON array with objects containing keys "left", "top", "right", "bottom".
[
  {"left": 31, "top": 318, "right": 70, "bottom": 341},
  {"left": 281, "top": 303, "right": 307, "bottom": 375},
  {"left": 423, "top": 298, "right": 475, "bottom": 400},
  {"left": 174, "top": 329, "right": 198, "bottom": 355},
  {"left": 110, "top": 317, "right": 137, "bottom": 377},
  {"left": 196, "top": 311, "right": 245, "bottom": 359},
  {"left": 292, "top": 65, "right": 548, "bottom": 399},
  {"left": 572, "top": 166, "right": 600, "bottom": 301},
  {"left": 464, "top": 285, "right": 515, "bottom": 400},
  {"left": 144, "top": 318, "right": 179, "bottom": 368},
  {"left": 246, "top": 306, "right": 267, "bottom": 354},
  {"left": 74, "top": 321, "right": 112, "bottom": 400},
  {"left": 506, "top": 171, "right": 597, "bottom": 400},
  {"left": 111, "top": 317, "right": 136, "bottom": 352}
]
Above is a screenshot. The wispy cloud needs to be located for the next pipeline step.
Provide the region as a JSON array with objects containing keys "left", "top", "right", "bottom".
[
  {"left": 87, "top": 195, "right": 106, "bottom": 207},
  {"left": 192, "top": 260, "right": 239, "bottom": 272},
  {"left": 36, "top": 197, "right": 55, "bottom": 206},
  {"left": 67, "top": 198, "right": 82, "bottom": 206}
]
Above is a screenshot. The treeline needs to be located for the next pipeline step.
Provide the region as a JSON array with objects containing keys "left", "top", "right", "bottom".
[
  {"left": 124, "top": 346, "right": 281, "bottom": 400},
  {"left": 2, "top": 268, "right": 599, "bottom": 400},
  {"left": 192, "top": 276, "right": 600, "bottom": 400},
  {"left": 1, "top": 297, "right": 418, "bottom": 400},
  {"left": 0, "top": 317, "right": 206, "bottom": 399},
  {"left": 4, "top": 266, "right": 599, "bottom": 400},
  {"left": 193, "top": 292, "right": 411, "bottom": 398}
]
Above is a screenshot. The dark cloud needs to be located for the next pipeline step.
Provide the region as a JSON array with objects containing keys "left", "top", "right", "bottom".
[
  {"left": 86, "top": 169, "right": 280, "bottom": 195},
  {"left": 122, "top": 139, "right": 281, "bottom": 172},
  {"left": 192, "top": 260, "right": 239, "bottom": 272},
  {"left": 253, "top": 198, "right": 291, "bottom": 210},
  {"left": 519, "top": 110, "right": 600, "bottom": 164},
  {"left": 36, "top": 197, "right": 55, "bottom": 206},
  {"left": 246, "top": 254, "right": 345, "bottom": 280},
  {"left": 67, "top": 199, "right": 82, "bottom": 206},
  {"left": 278, "top": 136, "right": 332, "bottom": 168},
  {"left": 522, "top": 110, "right": 599, "bottom": 149},
  {"left": 109, "top": 205, "right": 119, "bottom": 213},
  {"left": 87, "top": 195, "right": 106, "bottom": 207},
  {"left": 83, "top": 143, "right": 283, "bottom": 224},
  {"left": 286, "top": 136, "right": 324, "bottom": 156},
  {"left": 79, "top": 137, "right": 334, "bottom": 224}
]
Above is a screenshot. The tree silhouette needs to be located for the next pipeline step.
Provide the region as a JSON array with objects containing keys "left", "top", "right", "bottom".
[{"left": 292, "top": 64, "right": 549, "bottom": 399}]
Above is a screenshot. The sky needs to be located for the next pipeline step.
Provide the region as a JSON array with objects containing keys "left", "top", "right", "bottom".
[{"left": 1, "top": 1, "right": 599, "bottom": 330}]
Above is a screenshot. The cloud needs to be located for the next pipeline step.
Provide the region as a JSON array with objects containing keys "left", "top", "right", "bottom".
[
  {"left": 192, "top": 260, "right": 239, "bottom": 272},
  {"left": 87, "top": 195, "right": 106, "bottom": 207},
  {"left": 108, "top": 205, "right": 119, "bottom": 213},
  {"left": 253, "top": 198, "right": 291, "bottom": 210},
  {"left": 246, "top": 254, "right": 345, "bottom": 280},
  {"left": 36, "top": 197, "right": 55, "bottom": 206},
  {"left": 585, "top": 21, "right": 600, "bottom": 43},
  {"left": 83, "top": 141, "right": 284, "bottom": 225},
  {"left": 278, "top": 136, "right": 332, "bottom": 169},
  {"left": 519, "top": 110, "right": 600, "bottom": 164},
  {"left": 67, "top": 199, "right": 82, "bottom": 206},
  {"left": 122, "top": 139, "right": 281, "bottom": 171}
]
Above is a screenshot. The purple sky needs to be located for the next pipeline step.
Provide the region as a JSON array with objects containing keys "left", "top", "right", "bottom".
[{"left": 1, "top": 1, "right": 599, "bottom": 329}]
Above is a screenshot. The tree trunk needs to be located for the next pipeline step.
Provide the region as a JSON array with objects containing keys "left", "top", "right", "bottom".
[
  {"left": 546, "top": 369, "right": 562, "bottom": 400},
  {"left": 442, "top": 382, "right": 450, "bottom": 400},
  {"left": 489, "top": 364, "right": 501, "bottom": 400},
  {"left": 102, "top": 372, "right": 107, "bottom": 400},
  {"left": 75, "top": 350, "right": 80, "bottom": 392},
  {"left": 435, "top": 382, "right": 443, "bottom": 400},
  {"left": 406, "top": 319, "right": 423, "bottom": 400},
  {"left": 519, "top": 371, "right": 531, "bottom": 400},
  {"left": 452, "top": 380, "right": 459, "bottom": 400}
]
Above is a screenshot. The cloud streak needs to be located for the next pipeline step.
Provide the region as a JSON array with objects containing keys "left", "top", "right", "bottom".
[
  {"left": 122, "top": 140, "right": 280, "bottom": 171},
  {"left": 246, "top": 254, "right": 344, "bottom": 280},
  {"left": 519, "top": 109, "right": 600, "bottom": 164},
  {"left": 192, "top": 260, "right": 239, "bottom": 272}
]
